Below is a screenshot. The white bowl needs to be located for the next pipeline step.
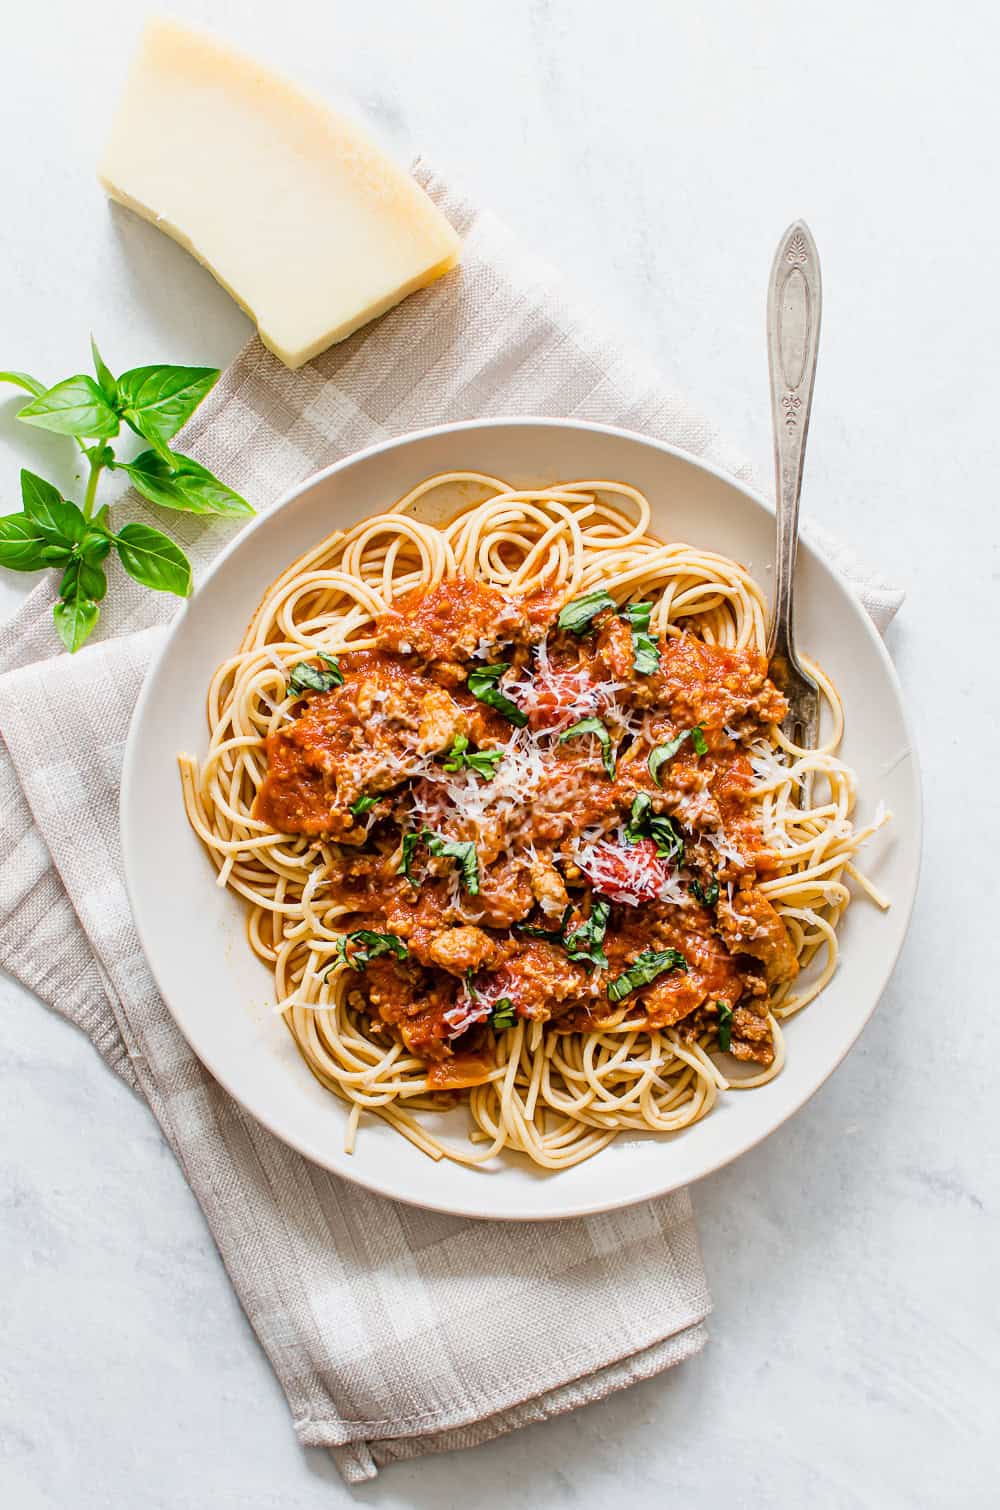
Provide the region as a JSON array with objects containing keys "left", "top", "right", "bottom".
[{"left": 121, "top": 418, "right": 921, "bottom": 1220}]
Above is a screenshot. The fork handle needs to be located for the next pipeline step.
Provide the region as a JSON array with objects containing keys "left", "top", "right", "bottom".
[{"left": 766, "top": 220, "right": 822, "bottom": 663}]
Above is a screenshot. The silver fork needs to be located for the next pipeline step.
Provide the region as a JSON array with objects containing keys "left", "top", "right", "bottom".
[{"left": 766, "top": 219, "right": 822, "bottom": 776}]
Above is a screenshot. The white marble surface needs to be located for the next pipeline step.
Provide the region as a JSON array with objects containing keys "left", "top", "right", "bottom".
[{"left": 1, "top": 2, "right": 995, "bottom": 1505}]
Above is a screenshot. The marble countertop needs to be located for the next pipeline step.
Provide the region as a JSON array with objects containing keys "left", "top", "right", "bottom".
[{"left": 1, "top": 2, "right": 995, "bottom": 1505}]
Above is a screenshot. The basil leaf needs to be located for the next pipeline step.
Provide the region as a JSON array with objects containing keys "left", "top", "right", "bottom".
[
  {"left": 648, "top": 814, "right": 684, "bottom": 864},
  {"left": 649, "top": 725, "right": 708, "bottom": 783},
  {"left": 623, "top": 792, "right": 683, "bottom": 863},
  {"left": 53, "top": 590, "right": 99, "bottom": 654},
  {"left": 288, "top": 655, "right": 343, "bottom": 696},
  {"left": 518, "top": 903, "right": 609, "bottom": 971},
  {"left": 607, "top": 948, "right": 688, "bottom": 1003},
  {"left": 690, "top": 877, "right": 719, "bottom": 906},
  {"left": 121, "top": 448, "right": 253, "bottom": 518},
  {"left": 349, "top": 794, "right": 379, "bottom": 819},
  {"left": 559, "top": 715, "right": 615, "bottom": 778},
  {"left": 17, "top": 375, "right": 120, "bottom": 439},
  {"left": 20, "top": 471, "right": 86, "bottom": 548},
  {"left": 467, "top": 748, "right": 505, "bottom": 777},
  {"left": 425, "top": 830, "right": 480, "bottom": 895},
  {"left": 466, "top": 663, "right": 527, "bottom": 726},
  {"left": 442, "top": 733, "right": 470, "bottom": 770},
  {"left": 441, "top": 734, "right": 505, "bottom": 778},
  {"left": 624, "top": 792, "right": 653, "bottom": 844},
  {"left": 0, "top": 513, "right": 49, "bottom": 571},
  {"left": 563, "top": 899, "right": 611, "bottom": 969},
  {"left": 489, "top": 997, "right": 517, "bottom": 1032},
  {"left": 81, "top": 528, "right": 113, "bottom": 563},
  {"left": 117, "top": 365, "right": 219, "bottom": 455},
  {"left": 621, "top": 601, "right": 660, "bottom": 676},
  {"left": 90, "top": 336, "right": 118, "bottom": 405},
  {"left": 716, "top": 1000, "right": 734, "bottom": 1053},
  {"left": 517, "top": 905, "right": 573, "bottom": 946},
  {"left": 60, "top": 557, "right": 108, "bottom": 602},
  {"left": 648, "top": 732, "right": 689, "bottom": 783},
  {"left": 0, "top": 370, "right": 46, "bottom": 398},
  {"left": 399, "top": 830, "right": 421, "bottom": 885},
  {"left": 335, "top": 929, "right": 408, "bottom": 972},
  {"left": 114, "top": 522, "right": 193, "bottom": 597},
  {"left": 622, "top": 601, "right": 652, "bottom": 633},
  {"left": 557, "top": 588, "right": 616, "bottom": 634}
]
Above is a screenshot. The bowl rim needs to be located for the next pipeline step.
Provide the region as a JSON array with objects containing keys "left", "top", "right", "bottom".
[{"left": 121, "top": 414, "right": 923, "bottom": 1219}]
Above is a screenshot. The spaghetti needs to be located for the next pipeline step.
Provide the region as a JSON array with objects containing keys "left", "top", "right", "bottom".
[{"left": 180, "top": 473, "right": 889, "bottom": 1170}]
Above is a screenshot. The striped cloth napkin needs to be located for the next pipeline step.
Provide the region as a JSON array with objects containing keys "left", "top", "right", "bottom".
[{"left": 0, "top": 162, "right": 902, "bottom": 1482}]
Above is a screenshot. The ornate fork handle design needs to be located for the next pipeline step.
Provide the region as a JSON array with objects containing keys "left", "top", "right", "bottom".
[{"left": 766, "top": 220, "right": 822, "bottom": 674}]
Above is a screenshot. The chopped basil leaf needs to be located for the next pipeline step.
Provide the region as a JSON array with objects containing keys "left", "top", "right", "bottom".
[
  {"left": 622, "top": 600, "right": 651, "bottom": 632},
  {"left": 424, "top": 829, "right": 481, "bottom": 895},
  {"left": 621, "top": 601, "right": 660, "bottom": 676},
  {"left": 648, "top": 724, "right": 707, "bottom": 783},
  {"left": 288, "top": 653, "right": 344, "bottom": 696},
  {"left": 563, "top": 899, "right": 611, "bottom": 969},
  {"left": 607, "top": 948, "right": 688, "bottom": 1003},
  {"left": 349, "top": 793, "right": 379, "bottom": 819},
  {"left": 399, "top": 830, "right": 420, "bottom": 885},
  {"left": 716, "top": 1000, "right": 734, "bottom": 1052},
  {"left": 557, "top": 588, "right": 616, "bottom": 634},
  {"left": 648, "top": 814, "right": 684, "bottom": 864},
  {"left": 648, "top": 732, "right": 688, "bottom": 782},
  {"left": 442, "top": 733, "right": 505, "bottom": 778},
  {"left": 490, "top": 997, "right": 517, "bottom": 1031},
  {"left": 333, "top": 929, "right": 408, "bottom": 973},
  {"left": 690, "top": 877, "right": 720, "bottom": 906},
  {"left": 518, "top": 902, "right": 609, "bottom": 970},
  {"left": 623, "top": 792, "right": 684, "bottom": 864},
  {"left": 559, "top": 715, "right": 616, "bottom": 778},
  {"left": 517, "top": 905, "right": 573, "bottom": 946},
  {"left": 466, "top": 663, "right": 528, "bottom": 726},
  {"left": 466, "top": 748, "right": 504, "bottom": 777},
  {"left": 624, "top": 792, "right": 653, "bottom": 844}
]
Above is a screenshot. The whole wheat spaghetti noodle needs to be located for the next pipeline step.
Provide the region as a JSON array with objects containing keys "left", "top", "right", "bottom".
[{"left": 180, "top": 473, "right": 890, "bottom": 1169}]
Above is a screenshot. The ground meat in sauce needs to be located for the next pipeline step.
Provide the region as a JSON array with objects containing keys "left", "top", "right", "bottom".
[
  {"left": 374, "top": 578, "right": 528, "bottom": 665},
  {"left": 255, "top": 578, "right": 794, "bottom": 1069}
]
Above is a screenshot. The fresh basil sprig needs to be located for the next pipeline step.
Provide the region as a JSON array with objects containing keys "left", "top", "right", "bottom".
[
  {"left": 607, "top": 948, "right": 688, "bottom": 1003},
  {"left": 0, "top": 340, "right": 252, "bottom": 653},
  {"left": 716, "top": 1000, "right": 734, "bottom": 1052},
  {"left": 621, "top": 601, "right": 660, "bottom": 676},
  {"left": 466, "top": 664, "right": 527, "bottom": 726},
  {"left": 559, "top": 716, "right": 616, "bottom": 778},
  {"left": 288, "top": 653, "right": 343, "bottom": 697},
  {"left": 648, "top": 724, "right": 708, "bottom": 785},
  {"left": 441, "top": 734, "right": 505, "bottom": 778},
  {"left": 557, "top": 588, "right": 616, "bottom": 634}
]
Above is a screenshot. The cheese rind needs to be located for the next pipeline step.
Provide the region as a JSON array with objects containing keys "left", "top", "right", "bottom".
[{"left": 99, "top": 20, "right": 461, "bottom": 368}]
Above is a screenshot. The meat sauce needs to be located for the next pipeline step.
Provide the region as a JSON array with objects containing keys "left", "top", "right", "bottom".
[{"left": 254, "top": 578, "right": 796, "bottom": 1074}]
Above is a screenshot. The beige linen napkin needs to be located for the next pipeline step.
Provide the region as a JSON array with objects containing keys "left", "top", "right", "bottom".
[{"left": 0, "top": 163, "right": 902, "bottom": 1482}]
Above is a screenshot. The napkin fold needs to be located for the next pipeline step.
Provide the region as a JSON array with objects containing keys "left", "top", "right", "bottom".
[{"left": 0, "top": 162, "right": 902, "bottom": 1481}]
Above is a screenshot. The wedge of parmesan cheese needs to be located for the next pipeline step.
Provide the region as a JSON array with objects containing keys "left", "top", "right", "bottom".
[{"left": 99, "top": 19, "right": 461, "bottom": 369}]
